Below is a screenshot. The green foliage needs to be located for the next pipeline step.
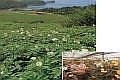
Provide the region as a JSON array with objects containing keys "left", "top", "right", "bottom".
[
  {"left": 0, "top": 10, "right": 95, "bottom": 79},
  {"left": 40, "top": 6, "right": 82, "bottom": 15},
  {"left": 64, "top": 5, "right": 96, "bottom": 27}
]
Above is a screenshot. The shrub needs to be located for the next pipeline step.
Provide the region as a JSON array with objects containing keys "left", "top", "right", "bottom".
[{"left": 64, "top": 5, "right": 96, "bottom": 27}]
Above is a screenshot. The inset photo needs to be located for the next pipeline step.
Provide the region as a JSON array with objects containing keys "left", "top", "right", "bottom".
[{"left": 62, "top": 52, "right": 120, "bottom": 80}]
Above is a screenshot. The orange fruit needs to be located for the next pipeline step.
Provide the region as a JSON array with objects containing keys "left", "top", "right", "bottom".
[
  {"left": 117, "top": 70, "right": 120, "bottom": 75},
  {"left": 111, "top": 60, "right": 119, "bottom": 66}
]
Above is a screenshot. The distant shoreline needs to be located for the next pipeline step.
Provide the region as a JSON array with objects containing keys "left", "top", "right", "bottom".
[
  {"left": 0, "top": 4, "right": 96, "bottom": 11},
  {"left": 27, "top": 3, "right": 96, "bottom": 10},
  {"left": 0, "top": 0, "right": 96, "bottom": 10}
]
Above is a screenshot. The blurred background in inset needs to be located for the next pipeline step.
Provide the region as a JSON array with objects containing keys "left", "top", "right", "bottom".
[{"left": 63, "top": 51, "right": 120, "bottom": 80}]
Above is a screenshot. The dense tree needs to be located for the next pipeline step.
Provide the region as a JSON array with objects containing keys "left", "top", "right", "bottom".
[
  {"left": 0, "top": 0, "right": 46, "bottom": 9},
  {"left": 64, "top": 5, "right": 96, "bottom": 27}
]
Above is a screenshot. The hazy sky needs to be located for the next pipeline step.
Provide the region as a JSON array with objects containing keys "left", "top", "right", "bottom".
[
  {"left": 43, "top": 0, "right": 96, "bottom": 4},
  {"left": 28, "top": 0, "right": 96, "bottom": 9}
]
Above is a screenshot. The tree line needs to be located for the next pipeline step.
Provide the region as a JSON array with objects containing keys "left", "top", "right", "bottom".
[
  {"left": 38, "top": 5, "right": 96, "bottom": 27},
  {"left": 0, "top": 0, "right": 46, "bottom": 9}
]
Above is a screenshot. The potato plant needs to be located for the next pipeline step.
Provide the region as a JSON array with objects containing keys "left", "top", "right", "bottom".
[{"left": 0, "top": 6, "right": 95, "bottom": 80}]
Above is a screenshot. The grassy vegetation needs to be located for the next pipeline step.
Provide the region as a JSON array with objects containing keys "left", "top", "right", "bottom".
[
  {"left": 64, "top": 5, "right": 96, "bottom": 27},
  {"left": 38, "top": 5, "right": 96, "bottom": 26},
  {"left": 0, "top": 6, "right": 95, "bottom": 80}
]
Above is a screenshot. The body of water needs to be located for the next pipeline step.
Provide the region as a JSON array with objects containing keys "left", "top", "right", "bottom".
[{"left": 27, "top": 0, "right": 96, "bottom": 10}]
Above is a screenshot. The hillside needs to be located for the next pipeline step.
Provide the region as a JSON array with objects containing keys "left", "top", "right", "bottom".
[{"left": 0, "top": 0, "right": 46, "bottom": 9}]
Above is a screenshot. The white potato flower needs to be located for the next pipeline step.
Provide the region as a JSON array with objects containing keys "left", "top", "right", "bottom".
[
  {"left": 16, "top": 30, "right": 20, "bottom": 32},
  {"left": 1, "top": 71, "right": 4, "bottom": 74},
  {"left": 48, "top": 34, "right": 51, "bottom": 36},
  {"left": 52, "top": 38, "right": 59, "bottom": 41},
  {"left": 11, "top": 31, "right": 15, "bottom": 32},
  {"left": 62, "top": 37, "right": 67, "bottom": 42},
  {"left": 31, "top": 57, "right": 36, "bottom": 61},
  {"left": 36, "top": 61, "right": 42, "bottom": 67},
  {"left": 47, "top": 52, "right": 54, "bottom": 56}
]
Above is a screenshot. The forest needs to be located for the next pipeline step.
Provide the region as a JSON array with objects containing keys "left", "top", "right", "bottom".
[{"left": 0, "top": 0, "right": 46, "bottom": 9}]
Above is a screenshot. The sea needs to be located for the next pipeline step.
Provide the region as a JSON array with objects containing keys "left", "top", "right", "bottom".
[{"left": 27, "top": 0, "right": 96, "bottom": 10}]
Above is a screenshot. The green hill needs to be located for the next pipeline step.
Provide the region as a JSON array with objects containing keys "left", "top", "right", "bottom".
[{"left": 0, "top": 0, "right": 45, "bottom": 9}]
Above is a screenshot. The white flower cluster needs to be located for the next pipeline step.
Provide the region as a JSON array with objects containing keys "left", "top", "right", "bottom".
[
  {"left": 1, "top": 71, "right": 4, "bottom": 74},
  {"left": 31, "top": 57, "right": 36, "bottom": 61},
  {"left": 47, "top": 52, "right": 54, "bottom": 56},
  {"left": 52, "top": 38, "right": 59, "bottom": 41},
  {"left": 62, "top": 37, "right": 67, "bottom": 42},
  {"left": 36, "top": 61, "right": 42, "bottom": 67},
  {"left": 11, "top": 31, "right": 15, "bottom": 32},
  {"left": 52, "top": 31, "right": 59, "bottom": 34},
  {"left": 4, "top": 33, "right": 8, "bottom": 37}
]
